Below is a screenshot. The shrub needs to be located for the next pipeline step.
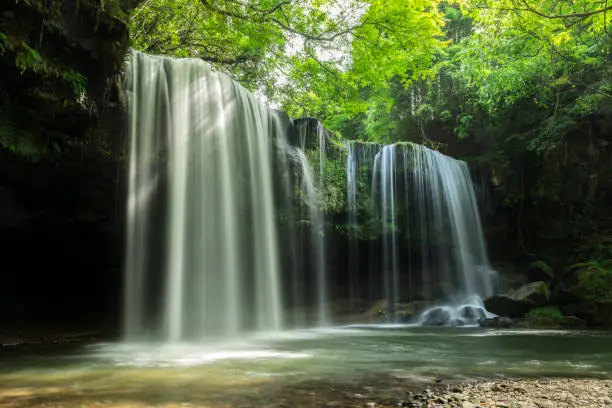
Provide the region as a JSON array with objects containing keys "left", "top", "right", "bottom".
[
  {"left": 570, "top": 260, "right": 612, "bottom": 303},
  {"left": 526, "top": 306, "right": 563, "bottom": 319}
]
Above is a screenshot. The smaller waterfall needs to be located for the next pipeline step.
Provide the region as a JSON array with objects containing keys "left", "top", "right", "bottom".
[
  {"left": 345, "top": 142, "right": 496, "bottom": 324},
  {"left": 373, "top": 146, "right": 400, "bottom": 316},
  {"left": 346, "top": 141, "right": 357, "bottom": 312},
  {"left": 294, "top": 120, "right": 329, "bottom": 326},
  {"left": 345, "top": 141, "right": 381, "bottom": 314}
]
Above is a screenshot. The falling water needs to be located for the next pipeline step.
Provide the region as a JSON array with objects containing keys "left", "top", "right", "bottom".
[
  {"left": 345, "top": 141, "right": 381, "bottom": 314},
  {"left": 376, "top": 146, "right": 400, "bottom": 314},
  {"left": 409, "top": 144, "right": 495, "bottom": 300},
  {"left": 351, "top": 142, "right": 495, "bottom": 322},
  {"left": 295, "top": 120, "right": 328, "bottom": 326},
  {"left": 125, "top": 51, "right": 494, "bottom": 336},
  {"left": 345, "top": 141, "right": 357, "bottom": 311},
  {"left": 124, "top": 51, "right": 283, "bottom": 341}
]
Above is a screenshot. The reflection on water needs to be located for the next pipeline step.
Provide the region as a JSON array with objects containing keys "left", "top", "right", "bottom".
[{"left": 1, "top": 326, "right": 611, "bottom": 407}]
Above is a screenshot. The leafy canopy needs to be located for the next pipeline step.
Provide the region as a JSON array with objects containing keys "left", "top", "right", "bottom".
[
  {"left": 129, "top": 0, "right": 449, "bottom": 116},
  {"left": 129, "top": 0, "right": 611, "bottom": 148}
]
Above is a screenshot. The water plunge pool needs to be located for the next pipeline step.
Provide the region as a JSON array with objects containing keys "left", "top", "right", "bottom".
[{"left": 1, "top": 326, "right": 611, "bottom": 407}]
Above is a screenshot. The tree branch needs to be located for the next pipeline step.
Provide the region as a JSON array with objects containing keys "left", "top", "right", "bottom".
[
  {"left": 518, "top": 0, "right": 612, "bottom": 19},
  {"left": 477, "top": 0, "right": 612, "bottom": 20},
  {"left": 199, "top": 0, "right": 363, "bottom": 42}
]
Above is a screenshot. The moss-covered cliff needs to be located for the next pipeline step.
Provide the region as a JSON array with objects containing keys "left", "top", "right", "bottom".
[{"left": 0, "top": 0, "right": 138, "bottom": 327}]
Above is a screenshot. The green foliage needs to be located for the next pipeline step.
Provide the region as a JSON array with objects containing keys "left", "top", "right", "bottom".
[
  {"left": 571, "top": 260, "right": 612, "bottom": 303},
  {"left": 1, "top": 28, "right": 88, "bottom": 95},
  {"left": 529, "top": 260, "right": 554, "bottom": 278},
  {"left": 129, "top": 0, "right": 449, "bottom": 117},
  {"left": 526, "top": 306, "right": 563, "bottom": 319},
  {"left": 0, "top": 110, "right": 44, "bottom": 158},
  {"left": 0, "top": 32, "right": 7, "bottom": 54}
]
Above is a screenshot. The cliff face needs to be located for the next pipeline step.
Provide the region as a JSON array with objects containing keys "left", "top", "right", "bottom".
[
  {"left": 0, "top": 1, "right": 138, "bottom": 328},
  {"left": 0, "top": 0, "right": 139, "bottom": 155}
]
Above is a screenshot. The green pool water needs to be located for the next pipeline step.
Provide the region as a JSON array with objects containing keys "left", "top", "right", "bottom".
[{"left": 1, "top": 326, "right": 611, "bottom": 407}]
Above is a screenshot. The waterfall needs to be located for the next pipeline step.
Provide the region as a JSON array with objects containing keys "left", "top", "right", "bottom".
[
  {"left": 124, "top": 51, "right": 494, "bottom": 338},
  {"left": 346, "top": 141, "right": 357, "bottom": 312},
  {"left": 347, "top": 142, "right": 495, "bottom": 322},
  {"left": 124, "top": 51, "right": 284, "bottom": 341},
  {"left": 295, "top": 120, "right": 328, "bottom": 326},
  {"left": 375, "top": 145, "right": 401, "bottom": 315}
]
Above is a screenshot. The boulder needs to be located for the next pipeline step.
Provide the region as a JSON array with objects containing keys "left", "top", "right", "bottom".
[
  {"left": 484, "top": 281, "right": 550, "bottom": 318},
  {"left": 448, "top": 319, "right": 465, "bottom": 327},
  {"left": 511, "top": 281, "right": 550, "bottom": 304},
  {"left": 0, "top": 187, "right": 24, "bottom": 227},
  {"left": 591, "top": 302, "right": 612, "bottom": 328},
  {"left": 561, "top": 302, "right": 598, "bottom": 318},
  {"left": 422, "top": 308, "right": 451, "bottom": 326},
  {"left": 527, "top": 260, "right": 554, "bottom": 282},
  {"left": 364, "top": 300, "right": 434, "bottom": 323},
  {"left": 363, "top": 299, "right": 388, "bottom": 322},
  {"left": 478, "top": 316, "right": 514, "bottom": 328},
  {"left": 458, "top": 306, "right": 486, "bottom": 320}
]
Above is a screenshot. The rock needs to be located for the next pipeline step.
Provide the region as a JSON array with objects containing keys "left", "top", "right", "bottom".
[
  {"left": 478, "top": 316, "right": 514, "bottom": 328},
  {"left": 561, "top": 302, "right": 612, "bottom": 328},
  {"left": 485, "top": 281, "right": 549, "bottom": 317},
  {"left": 593, "top": 302, "right": 612, "bottom": 328},
  {"left": 364, "top": 300, "right": 433, "bottom": 323},
  {"left": 484, "top": 294, "right": 532, "bottom": 317},
  {"left": 0, "top": 187, "right": 24, "bottom": 227},
  {"left": 448, "top": 319, "right": 465, "bottom": 327},
  {"left": 458, "top": 306, "right": 486, "bottom": 320},
  {"left": 422, "top": 308, "right": 451, "bottom": 326},
  {"left": 364, "top": 299, "right": 388, "bottom": 320},
  {"left": 512, "top": 281, "right": 550, "bottom": 304},
  {"left": 560, "top": 316, "right": 587, "bottom": 328},
  {"left": 527, "top": 260, "right": 554, "bottom": 282},
  {"left": 394, "top": 303, "right": 415, "bottom": 323},
  {"left": 561, "top": 302, "right": 598, "bottom": 318}
]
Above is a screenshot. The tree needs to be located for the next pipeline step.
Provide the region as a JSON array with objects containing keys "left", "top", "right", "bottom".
[{"left": 129, "top": 0, "right": 450, "bottom": 118}]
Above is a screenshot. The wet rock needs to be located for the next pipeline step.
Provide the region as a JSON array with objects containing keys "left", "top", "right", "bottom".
[
  {"left": 458, "top": 306, "right": 486, "bottom": 320},
  {"left": 561, "top": 302, "right": 597, "bottom": 318},
  {"left": 0, "top": 187, "right": 24, "bottom": 228},
  {"left": 485, "top": 281, "right": 549, "bottom": 317},
  {"left": 516, "top": 315, "right": 587, "bottom": 329},
  {"left": 363, "top": 300, "right": 389, "bottom": 321},
  {"left": 527, "top": 260, "right": 554, "bottom": 282},
  {"left": 422, "top": 308, "right": 451, "bottom": 326},
  {"left": 478, "top": 316, "right": 514, "bottom": 328},
  {"left": 448, "top": 319, "right": 465, "bottom": 327}
]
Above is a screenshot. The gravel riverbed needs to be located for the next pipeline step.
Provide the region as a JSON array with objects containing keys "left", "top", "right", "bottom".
[
  {"left": 397, "top": 379, "right": 612, "bottom": 408},
  {"left": 1, "top": 378, "right": 611, "bottom": 407}
]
